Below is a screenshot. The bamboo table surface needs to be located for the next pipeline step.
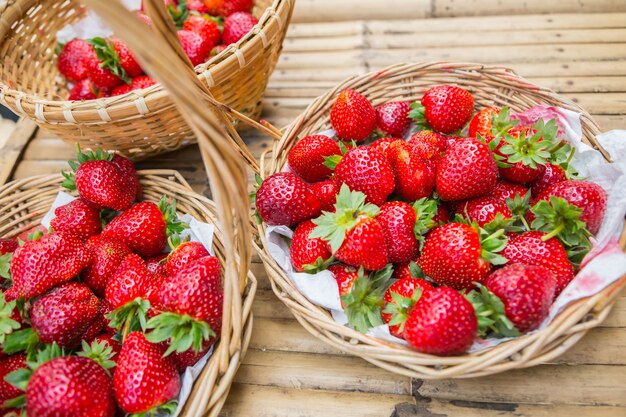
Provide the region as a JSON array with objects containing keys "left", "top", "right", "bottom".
[{"left": 2, "top": 1, "right": 626, "bottom": 416}]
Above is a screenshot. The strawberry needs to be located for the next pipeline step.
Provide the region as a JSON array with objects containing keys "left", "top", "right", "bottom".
[
  {"left": 391, "top": 259, "right": 421, "bottom": 280},
  {"left": 222, "top": 12, "right": 259, "bottom": 45},
  {"left": 502, "top": 231, "right": 575, "bottom": 296},
  {"left": 81, "top": 299, "right": 106, "bottom": 342},
  {"left": 82, "top": 236, "right": 132, "bottom": 297},
  {"left": 290, "top": 220, "right": 333, "bottom": 273},
  {"left": 110, "top": 38, "right": 143, "bottom": 77},
  {"left": 166, "top": 241, "right": 210, "bottom": 276},
  {"left": 370, "top": 137, "right": 403, "bottom": 160},
  {"left": 183, "top": 15, "right": 221, "bottom": 47},
  {"left": 147, "top": 256, "right": 223, "bottom": 355},
  {"left": 420, "top": 222, "right": 507, "bottom": 290},
  {"left": 332, "top": 146, "right": 395, "bottom": 206},
  {"left": 135, "top": 10, "right": 153, "bottom": 26},
  {"left": 177, "top": 30, "right": 212, "bottom": 66},
  {"left": 131, "top": 74, "right": 157, "bottom": 89},
  {"left": 329, "top": 264, "right": 392, "bottom": 333},
  {"left": 468, "top": 106, "right": 500, "bottom": 139},
  {"left": 30, "top": 282, "right": 101, "bottom": 348},
  {"left": 102, "top": 197, "right": 186, "bottom": 257},
  {"left": 412, "top": 197, "right": 449, "bottom": 247},
  {"left": 491, "top": 180, "right": 529, "bottom": 203},
  {"left": 255, "top": 173, "right": 321, "bottom": 226},
  {"left": 377, "top": 201, "right": 419, "bottom": 264},
  {"left": 187, "top": 0, "right": 209, "bottom": 13},
  {"left": 0, "top": 353, "right": 26, "bottom": 410},
  {"left": 311, "top": 185, "right": 389, "bottom": 271},
  {"left": 288, "top": 135, "right": 342, "bottom": 183},
  {"left": 90, "top": 334, "right": 122, "bottom": 362},
  {"left": 77, "top": 338, "right": 119, "bottom": 372},
  {"left": 330, "top": 89, "right": 376, "bottom": 142},
  {"left": 110, "top": 83, "right": 133, "bottom": 96},
  {"left": 205, "top": 0, "right": 253, "bottom": 15},
  {"left": 0, "top": 238, "right": 18, "bottom": 255},
  {"left": 387, "top": 141, "right": 435, "bottom": 201},
  {"left": 469, "top": 263, "right": 556, "bottom": 336},
  {"left": 10, "top": 232, "right": 91, "bottom": 299},
  {"left": 145, "top": 253, "right": 168, "bottom": 278},
  {"left": 114, "top": 332, "right": 179, "bottom": 414},
  {"left": 211, "top": 44, "right": 228, "bottom": 56},
  {"left": 50, "top": 198, "right": 101, "bottom": 241},
  {"left": 375, "top": 101, "right": 411, "bottom": 137},
  {"left": 458, "top": 196, "right": 512, "bottom": 228},
  {"left": 530, "top": 163, "right": 567, "bottom": 197},
  {"left": 68, "top": 78, "right": 106, "bottom": 100},
  {"left": 25, "top": 356, "right": 115, "bottom": 417},
  {"left": 404, "top": 287, "right": 477, "bottom": 356},
  {"left": 407, "top": 130, "right": 447, "bottom": 164},
  {"left": 57, "top": 38, "right": 96, "bottom": 81},
  {"left": 86, "top": 52, "right": 124, "bottom": 91},
  {"left": 87, "top": 37, "right": 137, "bottom": 83},
  {"left": 410, "top": 85, "right": 474, "bottom": 134},
  {"left": 382, "top": 277, "right": 433, "bottom": 338},
  {"left": 436, "top": 137, "right": 498, "bottom": 201},
  {"left": 310, "top": 179, "right": 340, "bottom": 211},
  {"left": 171, "top": 340, "right": 211, "bottom": 371}
]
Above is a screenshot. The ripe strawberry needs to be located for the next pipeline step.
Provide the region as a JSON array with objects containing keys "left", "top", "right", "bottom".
[
  {"left": 404, "top": 287, "right": 477, "bottom": 356},
  {"left": 420, "top": 222, "right": 506, "bottom": 290},
  {"left": 81, "top": 298, "right": 106, "bottom": 342},
  {"left": 114, "top": 332, "right": 180, "bottom": 414},
  {"left": 171, "top": 340, "right": 211, "bottom": 371},
  {"left": 166, "top": 241, "right": 210, "bottom": 276},
  {"left": 391, "top": 259, "right": 420, "bottom": 280},
  {"left": 11, "top": 232, "right": 91, "bottom": 299},
  {"left": 330, "top": 90, "right": 376, "bottom": 142},
  {"left": 468, "top": 106, "right": 500, "bottom": 139},
  {"left": 102, "top": 197, "right": 185, "bottom": 257},
  {"left": 147, "top": 256, "right": 223, "bottom": 355},
  {"left": 382, "top": 277, "right": 433, "bottom": 338},
  {"left": 0, "top": 238, "right": 18, "bottom": 255},
  {"left": 410, "top": 85, "right": 474, "bottom": 134},
  {"left": 82, "top": 236, "right": 132, "bottom": 297},
  {"left": 411, "top": 197, "right": 447, "bottom": 248},
  {"left": 135, "top": 10, "right": 153, "bottom": 25},
  {"left": 255, "top": 173, "right": 321, "bottom": 226},
  {"left": 332, "top": 146, "right": 395, "bottom": 206},
  {"left": 206, "top": 0, "right": 253, "bottom": 15},
  {"left": 86, "top": 53, "right": 123, "bottom": 90},
  {"left": 0, "top": 353, "right": 26, "bottom": 408},
  {"left": 187, "top": 0, "right": 209, "bottom": 13},
  {"left": 502, "top": 231, "right": 575, "bottom": 296},
  {"left": 26, "top": 356, "right": 115, "bottom": 417},
  {"left": 370, "top": 137, "right": 403, "bottom": 160},
  {"left": 387, "top": 141, "right": 435, "bottom": 201},
  {"left": 407, "top": 130, "right": 447, "bottom": 164},
  {"left": 177, "top": 30, "right": 212, "bottom": 66},
  {"left": 375, "top": 101, "right": 411, "bottom": 137},
  {"left": 436, "top": 137, "right": 497, "bottom": 201},
  {"left": 57, "top": 38, "right": 96, "bottom": 81},
  {"left": 530, "top": 163, "right": 567, "bottom": 197},
  {"left": 310, "top": 179, "right": 340, "bottom": 211},
  {"left": 288, "top": 135, "right": 342, "bottom": 183},
  {"left": 91, "top": 333, "right": 122, "bottom": 362},
  {"left": 50, "top": 198, "right": 101, "bottom": 241},
  {"left": 145, "top": 253, "right": 168, "bottom": 279},
  {"left": 131, "top": 74, "right": 157, "bottom": 89},
  {"left": 222, "top": 12, "right": 259, "bottom": 45},
  {"left": 110, "top": 38, "right": 143, "bottom": 77},
  {"left": 290, "top": 220, "right": 333, "bottom": 273},
  {"left": 458, "top": 196, "right": 512, "bottom": 227},
  {"left": 68, "top": 78, "right": 106, "bottom": 100},
  {"left": 377, "top": 201, "right": 419, "bottom": 264},
  {"left": 110, "top": 83, "right": 133, "bottom": 96},
  {"left": 491, "top": 180, "right": 529, "bottom": 203},
  {"left": 183, "top": 15, "right": 221, "bottom": 47}
]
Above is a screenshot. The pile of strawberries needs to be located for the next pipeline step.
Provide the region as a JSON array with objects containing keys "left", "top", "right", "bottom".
[
  {"left": 0, "top": 149, "right": 223, "bottom": 416},
  {"left": 59, "top": 0, "right": 258, "bottom": 100},
  {"left": 255, "top": 85, "right": 608, "bottom": 356}
]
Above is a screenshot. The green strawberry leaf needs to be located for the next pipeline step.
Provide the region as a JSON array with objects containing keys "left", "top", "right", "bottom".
[
  {"left": 3, "top": 393, "right": 26, "bottom": 409},
  {"left": 3, "top": 327, "right": 39, "bottom": 356},
  {"left": 489, "top": 107, "right": 519, "bottom": 139},
  {"left": 465, "top": 284, "right": 520, "bottom": 338},
  {"left": 382, "top": 288, "right": 422, "bottom": 334},
  {"left": 146, "top": 312, "right": 215, "bottom": 356},
  {"left": 341, "top": 266, "right": 392, "bottom": 334},
  {"left": 87, "top": 37, "right": 132, "bottom": 84},
  {"left": 409, "top": 261, "right": 424, "bottom": 279},
  {"left": 54, "top": 42, "right": 65, "bottom": 56},
  {"left": 408, "top": 101, "right": 428, "bottom": 131},
  {"left": 302, "top": 255, "right": 335, "bottom": 274},
  {"left": 478, "top": 226, "right": 508, "bottom": 266},
  {"left": 158, "top": 196, "right": 189, "bottom": 238},
  {"left": 0, "top": 252, "right": 12, "bottom": 280},
  {"left": 412, "top": 197, "right": 439, "bottom": 249},
  {"left": 323, "top": 155, "right": 343, "bottom": 170},
  {"left": 77, "top": 340, "right": 116, "bottom": 374},
  {"left": 0, "top": 292, "right": 20, "bottom": 344},
  {"left": 530, "top": 197, "right": 591, "bottom": 253},
  {"left": 168, "top": 0, "right": 189, "bottom": 30},
  {"left": 128, "top": 400, "right": 179, "bottom": 417},
  {"left": 106, "top": 297, "right": 151, "bottom": 340},
  {"left": 4, "top": 368, "right": 31, "bottom": 392}
]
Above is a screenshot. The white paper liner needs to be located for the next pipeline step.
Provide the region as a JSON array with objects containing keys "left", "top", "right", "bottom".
[
  {"left": 266, "top": 106, "right": 626, "bottom": 353},
  {"left": 42, "top": 192, "right": 216, "bottom": 415}
]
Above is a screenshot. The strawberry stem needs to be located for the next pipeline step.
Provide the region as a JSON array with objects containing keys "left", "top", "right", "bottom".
[{"left": 541, "top": 222, "right": 565, "bottom": 241}]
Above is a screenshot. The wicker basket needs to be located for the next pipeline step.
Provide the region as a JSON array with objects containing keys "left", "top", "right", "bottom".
[
  {"left": 0, "top": 0, "right": 294, "bottom": 160},
  {"left": 255, "top": 62, "right": 626, "bottom": 379}
]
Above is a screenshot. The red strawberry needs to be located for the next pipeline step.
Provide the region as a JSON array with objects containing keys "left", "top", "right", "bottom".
[
  {"left": 57, "top": 38, "right": 96, "bottom": 81},
  {"left": 171, "top": 340, "right": 211, "bottom": 371},
  {"left": 290, "top": 220, "right": 333, "bottom": 273},
  {"left": 0, "top": 238, "right": 18, "bottom": 255},
  {"left": 329, "top": 263, "right": 359, "bottom": 299},
  {"left": 491, "top": 180, "right": 529, "bottom": 203},
  {"left": 458, "top": 196, "right": 512, "bottom": 227},
  {"left": 82, "top": 236, "right": 132, "bottom": 297},
  {"left": 436, "top": 137, "right": 498, "bottom": 201},
  {"left": 222, "top": 12, "right": 259, "bottom": 45},
  {"left": 333, "top": 146, "right": 395, "bottom": 206},
  {"left": 382, "top": 277, "right": 433, "bottom": 338},
  {"left": 91, "top": 333, "right": 122, "bottom": 362},
  {"left": 110, "top": 38, "right": 143, "bottom": 77},
  {"left": 110, "top": 83, "right": 133, "bottom": 96},
  {"left": 211, "top": 44, "right": 228, "bottom": 56},
  {"left": 311, "top": 185, "right": 389, "bottom": 270},
  {"left": 502, "top": 231, "right": 575, "bottom": 296},
  {"left": 145, "top": 253, "right": 168, "bottom": 278},
  {"left": 10, "top": 232, "right": 91, "bottom": 299},
  {"left": 255, "top": 172, "right": 321, "bottom": 226},
  {"left": 135, "top": 10, "right": 153, "bottom": 25},
  {"left": 370, "top": 137, "right": 403, "bottom": 160},
  {"left": 411, "top": 85, "right": 474, "bottom": 134},
  {"left": 86, "top": 53, "right": 123, "bottom": 90},
  {"left": 147, "top": 256, "right": 223, "bottom": 355},
  {"left": 404, "top": 287, "right": 477, "bottom": 356},
  {"left": 183, "top": 15, "right": 221, "bottom": 47},
  {"left": 206, "top": 0, "right": 253, "bottom": 15},
  {"left": 391, "top": 260, "right": 420, "bottom": 280},
  {"left": 471, "top": 263, "right": 556, "bottom": 335},
  {"left": 166, "top": 241, "right": 210, "bottom": 276},
  {"left": 468, "top": 106, "right": 500, "bottom": 139},
  {"left": 377, "top": 201, "right": 419, "bottom": 264},
  {"left": 68, "top": 78, "right": 106, "bottom": 100},
  {"left": 186, "top": 0, "right": 209, "bottom": 13},
  {"left": 530, "top": 163, "right": 567, "bottom": 197},
  {"left": 177, "top": 30, "right": 212, "bottom": 66},
  {"left": 420, "top": 222, "right": 506, "bottom": 290},
  {"left": 50, "top": 198, "right": 101, "bottom": 241},
  {"left": 387, "top": 141, "right": 435, "bottom": 201},
  {"left": 407, "top": 130, "right": 447, "bottom": 163},
  {"left": 0, "top": 353, "right": 26, "bottom": 407},
  {"left": 131, "top": 74, "right": 157, "bottom": 89},
  {"left": 30, "top": 282, "right": 101, "bottom": 348},
  {"left": 330, "top": 89, "right": 376, "bottom": 142},
  {"left": 110, "top": 153, "right": 140, "bottom": 201},
  {"left": 102, "top": 197, "right": 185, "bottom": 257},
  {"left": 310, "top": 179, "right": 340, "bottom": 211},
  {"left": 27, "top": 356, "right": 115, "bottom": 417},
  {"left": 375, "top": 101, "right": 411, "bottom": 137},
  {"left": 114, "top": 332, "right": 180, "bottom": 414},
  {"left": 81, "top": 299, "right": 106, "bottom": 342},
  {"left": 288, "top": 135, "right": 342, "bottom": 183}
]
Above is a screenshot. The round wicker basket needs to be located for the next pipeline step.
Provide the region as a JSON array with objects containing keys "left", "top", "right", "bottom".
[
  {"left": 255, "top": 62, "right": 626, "bottom": 379},
  {"left": 0, "top": 0, "right": 294, "bottom": 160}
]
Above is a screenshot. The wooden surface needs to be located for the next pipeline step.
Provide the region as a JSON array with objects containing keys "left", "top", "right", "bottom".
[{"left": 2, "top": 1, "right": 626, "bottom": 416}]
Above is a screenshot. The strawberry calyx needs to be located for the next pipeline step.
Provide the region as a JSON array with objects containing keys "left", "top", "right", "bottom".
[
  {"left": 168, "top": 0, "right": 189, "bottom": 29},
  {"left": 128, "top": 400, "right": 178, "bottom": 417},
  {"left": 506, "top": 192, "right": 532, "bottom": 231},
  {"left": 87, "top": 37, "right": 132, "bottom": 84},
  {"left": 482, "top": 213, "right": 520, "bottom": 236},
  {"left": 382, "top": 287, "right": 423, "bottom": 334},
  {"left": 250, "top": 174, "right": 263, "bottom": 224},
  {"left": 203, "top": 14, "right": 225, "bottom": 30},
  {"left": 0, "top": 252, "right": 12, "bottom": 280},
  {"left": 106, "top": 297, "right": 151, "bottom": 341},
  {"left": 62, "top": 145, "right": 113, "bottom": 191},
  {"left": 146, "top": 312, "right": 216, "bottom": 356},
  {"left": 408, "top": 261, "right": 426, "bottom": 278},
  {"left": 498, "top": 118, "right": 559, "bottom": 170},
  {"left": 342, "top": 265, "right": 393, "bottom": 333},
  {"left": 0, "top": 292, "right": 20, "bottom": 344},
  {"left": 302, "top": 255, "right": 336, "bottom": 274},
  {"left": 157, "top": 196, "right": 189, "bottom": 239},
  {"left": 408, "top": 101, "right": 428, "bottom": 131},
  {"left": 323, "top": 141, "right": 351, "bottom": 170},
  {"left": 3, "top": 327, "right": 39, "bottom": 356},
  {"left": 412, "top": 197, "right": 439, "bottom": 248},
  {"left": 465, "top": 284, "right": 520, "bottom": 338},
  {"left": 77, "top": 340, "right": 116, "bottom": 374},
  {"left": 310, "top": 184, "right": 379, "bottom": 253},
  {"left": 488, "top": 107, "right": 519, "bottom": 140}
]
